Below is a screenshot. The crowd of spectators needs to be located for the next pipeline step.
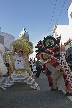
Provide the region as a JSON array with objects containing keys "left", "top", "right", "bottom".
[{"left": 29, "top": 58, "right": 43, "bottom": 78}]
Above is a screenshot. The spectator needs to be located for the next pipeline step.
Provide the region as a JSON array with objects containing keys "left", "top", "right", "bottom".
[
  {"left": 32, "top": 63, "right": 37, "bottom": 73},
  {"left": 29, "top": 58, "right": 33, "bottom": 72},
  {"left": 33, "top": 58, "right": 36, "bottom": 63},
  {"left": 35, "top": 58, "right": 42, "bottom": 78}
]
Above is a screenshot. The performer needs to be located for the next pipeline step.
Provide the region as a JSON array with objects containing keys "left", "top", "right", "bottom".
[
  {"left": 0, "top": 28, "right": 40, "bottom": 90},
  {"left": 7, "top": 38, "right": 40, "bottom": 90},
  {"left": 29, "top": 58, "right": 33, "bottom": 72},
  {"left": 35, "top": 36, "right": 72, "bottom": 95}
]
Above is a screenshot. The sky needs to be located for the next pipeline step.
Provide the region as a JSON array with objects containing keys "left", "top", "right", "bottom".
[{"left": 0, "top": 0, "right": 71, "bottom": 59}]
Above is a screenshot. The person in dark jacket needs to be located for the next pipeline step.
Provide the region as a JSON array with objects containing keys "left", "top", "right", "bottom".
[
  {"left": 29, "top": 58, "right": 33, "bottom": 72},
  {"left": 35, "top": 59, "right": 42, "bottom": 78}
]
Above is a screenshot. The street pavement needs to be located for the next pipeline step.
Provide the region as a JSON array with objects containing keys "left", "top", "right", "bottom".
[{"left": 0, "top": 73, "right": 72, "bottom": 108}]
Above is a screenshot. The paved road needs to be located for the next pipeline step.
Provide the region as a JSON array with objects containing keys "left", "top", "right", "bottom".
[{"left": 0, "top": 73, "right": 72, "bottom": 108}]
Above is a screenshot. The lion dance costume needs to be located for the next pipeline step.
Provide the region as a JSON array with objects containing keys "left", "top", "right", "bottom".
[
  {"left": 35, "top": 35, "right": 72, "bottom": 95},
  {"left": 0, "top": 28, "right": 40, "bottom": 90}
]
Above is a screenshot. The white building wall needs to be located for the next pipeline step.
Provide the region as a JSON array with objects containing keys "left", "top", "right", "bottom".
[
  {"left": 53, "top": 25, "right": 72, "bottom": 44},
  {"left": 53, "top": 2, "right": 72, "bottom": 45},
  {"left": 0, "top": 31, "right": 15, "bottom": 50}
]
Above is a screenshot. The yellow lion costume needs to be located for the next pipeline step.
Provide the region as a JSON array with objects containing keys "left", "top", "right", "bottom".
[{"left": 6, "top": 28, "right": 40, "bottom": 90}]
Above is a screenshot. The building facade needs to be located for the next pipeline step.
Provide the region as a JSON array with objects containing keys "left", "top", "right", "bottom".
[
  {"left": 0, "top": 30, "right": 15, "bottom": 50},
  {"left": 52, "top": 1, "right": 72, "bottom": 45}
]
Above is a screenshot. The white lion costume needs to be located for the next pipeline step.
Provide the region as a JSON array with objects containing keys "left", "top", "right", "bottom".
[
  {"left": 0, "top": 43, "right": 8, "bottom": 76},
  {"left": 0, "top": 43, "right": 10, "bottom": 90},
  {"left": 0, "top": 43, "right": 8, "bottom": 75}
]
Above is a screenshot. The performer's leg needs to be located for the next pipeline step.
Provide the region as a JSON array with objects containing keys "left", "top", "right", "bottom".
[
  {"left": 35, "top": 67, "right": 40, "bottom": 77},
  {"left": 38, "top": 67, "right": 41, "bottom": 76},
  {"left": 46, "top": 70, "right": 54, "bottom": 89},
  {"left": 24, "top": 72, "right": 40, "bottom": 90},
  {"left": 30, "top": 80, "right": 40, "bottom": 90},
  {"left": 63, "top": 71, "right": 71, "bottom": 95},
  {"left": 48, "top": 76, "right": 54, "bottom": 90},
  {"left": 52, "top": 70, "right": 62, "bottom": 89}
]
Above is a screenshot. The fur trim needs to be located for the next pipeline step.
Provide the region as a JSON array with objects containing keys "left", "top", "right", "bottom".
[
  {"left": 0, "top": 63, "right": 8, "bottom": 75},
  {"left": 11, "top": 39, "right": 33, "bottom": 55},
  {"left": 0, "top": 54, "right": 4, "bottom": 63},
  {"left": 0, "top": 54, "right": 8, "bottom": 75}
]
